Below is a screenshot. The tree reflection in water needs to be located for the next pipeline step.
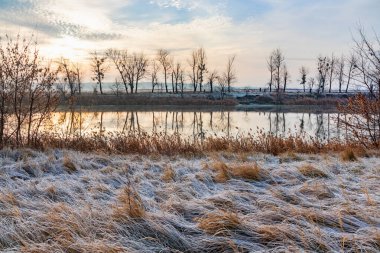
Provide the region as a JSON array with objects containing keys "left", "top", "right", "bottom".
[{"left": 51, "top": 109, "right": 346, "bottom": 142}]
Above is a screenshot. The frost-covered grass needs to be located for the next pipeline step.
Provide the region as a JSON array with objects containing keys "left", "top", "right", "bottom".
[{"left": 0, "top": 149, "right": 379, "bottom": 252}]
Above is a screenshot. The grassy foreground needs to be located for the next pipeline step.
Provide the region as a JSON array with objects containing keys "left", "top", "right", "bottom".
[{"left": 0, "top": 148, "right": 379, "bottom": 252}]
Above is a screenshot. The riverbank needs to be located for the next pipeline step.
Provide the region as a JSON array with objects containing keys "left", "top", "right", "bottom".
[{"left": 0, "top": 148, "right": 378, "bottom": 252}]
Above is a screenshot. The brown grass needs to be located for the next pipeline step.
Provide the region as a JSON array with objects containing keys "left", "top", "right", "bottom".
[
  {"left": 7, "top": 129, "right": 371, "bottom": 157},
  {"left": 197, "top": 211, "right": 241, "bottom": 235},
  {"left": 162, "top": 165, "right": 175, "bottom": 182},
  {"left": 256, "top": 225, "right": 290, "bottom": 242},
  {"left": 211, "top": 161, "right": 264, "bottom": 182},
  {"left": 298, "top": 164, "right": 328, "bottom": 178},
  {"left": 0, "top": 192, "right": 18, "bottom": 206},
  {"left": 340, "top": 148, "right": 358, "bottom": 162},
  {"left": 113, "top": 187, "right": 145, "bottom": 220},
  {"left": 211, "top": 161, "right": 231, "bottom": 183},
  {"left": 63, "top": 155, "right": 77, "bottom": 173},
  {"left": 230, "top": 163, "right": 262, "bottom": 180}
]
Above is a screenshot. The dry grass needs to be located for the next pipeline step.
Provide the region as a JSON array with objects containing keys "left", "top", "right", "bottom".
[
  {"left": 298, "top": 164, "right": 328, "bottom": 178},
  {"left": 6, "top": 130, "right": 371, "bottom": 157},
  {"left": 230, "top": 163, "right": 262, "bottom": 180},
  {"left": 341, "top": 148, "right": 358, "bottom": 162},
  {"left": 162, "top": 165, "right": 175, "bottom": 182},
  {"left": 211, "top": 161, "right": 264, "bottom": 182},
  {"left": 63, "top": 155, "right": 77, "bottom": 173},
  {"left": 0, "top": 192, "right": 18, "bottom": 206},
  {"left": 0, "top": 149, "right": 378, "bottom": 252},
  {"left": 211, "top": 161, "right": 231, "bottom": 183},
  {"left": 197, "top": 211, "right": 241, "bottom": 235},
  {"left": 113, "top": 187, "right": 146, "bottom": 220}
]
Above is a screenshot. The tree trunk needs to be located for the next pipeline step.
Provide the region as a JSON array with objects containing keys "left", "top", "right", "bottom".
[{"left": 165, "top": 71, "right": 168, "bottom": 93}]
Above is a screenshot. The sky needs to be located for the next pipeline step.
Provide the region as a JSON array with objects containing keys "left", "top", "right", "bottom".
[{"left": 0, "top": 0, "right": 379, "bottom": 87}]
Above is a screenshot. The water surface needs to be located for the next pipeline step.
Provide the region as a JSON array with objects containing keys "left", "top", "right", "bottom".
[{"left": 49, "top": 108, "right": 349, "bottom": 141}]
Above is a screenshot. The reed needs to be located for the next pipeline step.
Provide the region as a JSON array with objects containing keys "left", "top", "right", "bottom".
[{"left": 7, "top": 130, "right": 368, "bottom": 156}]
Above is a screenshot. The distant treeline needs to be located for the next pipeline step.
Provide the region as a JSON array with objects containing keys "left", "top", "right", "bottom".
[{"left": 59, "top": 48, "right": 236, "bottom": 99}]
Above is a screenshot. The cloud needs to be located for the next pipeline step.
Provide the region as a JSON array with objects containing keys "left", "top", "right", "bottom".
[
  {"left": 0, "top": 0, "right": 378, "bottom": 86},
  {"left": 0, "top": 0, "right": 123, "bottom": 41}
]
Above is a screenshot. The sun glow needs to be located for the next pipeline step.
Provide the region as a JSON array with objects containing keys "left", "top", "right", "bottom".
[{"left": 40, "top": 36, "right": 91, "bottom": 61}]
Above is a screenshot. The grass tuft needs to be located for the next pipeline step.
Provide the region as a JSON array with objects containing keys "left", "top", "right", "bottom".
[
  {"left": 211, "top": 161, "right": 231, "bottom": 183},
  {"left": 211, "top": 161, "right": 264, "bottom": 182},
  {"left": 113, "top": 187, "right": 145, "bottom": 220},
  {"left": 197, "top": 211, "right": 241, "bottom": 235},
  {"left": 299, "top": 164, "right": 328, "bottom": 178},
  {"left": 230, "top": 163, "right": 263, "bottom": 180},
  {"left": 63, "top": 155, "right": 77, "bottom": 173},
  {"left": 340, "top": 148, "right": 357, "bottom": 162},
  {"left": 162, "top": 165, "right": 175, "bottom": 182}
]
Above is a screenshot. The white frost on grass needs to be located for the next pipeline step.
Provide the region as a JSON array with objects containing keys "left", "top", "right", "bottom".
[{"left": 0, "top": 148, "right": 379, "bottom": 252}]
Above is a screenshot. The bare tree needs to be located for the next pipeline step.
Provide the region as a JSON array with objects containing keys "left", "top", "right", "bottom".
[
  {"left": 271, "top": 49, "right": 285, "bottom": 92},
  {"left": 125, "top": 55, "right": 136, "bottom": 94},
  {"left": 151, "top": 59, "right": 160, "bottom": 93},
  {"left": 217, "top": 75, "right": 227, "bottom": 100},
  {"left": 282, "top": 64, "right": 290, "bottom": 92},
  {"left": 157, "top": 49, "right": 171, "bottom": 93},
  {"left": 327, "top": 54, "right": 337, "bottom": 93},
  {"left": 316, "top": 56, "right": 330, "bottom": 94},
  {"left": 188, "top": 50, "right": 199, "bottom": 92},
  {"left": 345, "top": 53, "right": 357, "bottom": 93},
  {"left": 267, "top": 54, "right": 275, "bottom": 92},
  {"left": 308, "top": 77, "right": 316, "bottom": 93},
  {"left": 134, "top": 52, "right": 148, "bottom": 93},
  {"left": 172, "top": 62, "right": 183, "bottom": 94},
  {"left": 339, "top": 28, "right": 380, "bottom": 147},
  {"left": 352, "top": 28, "right": 380, "bottom": 97},
  {"left": 106, "top": 49, "right": 129, "bottom": 93},
  {"left": 197, "top": 48, "right": 207, "bottom": 92},
  {"left": 91, "top": 51, "right": 108, "bottom": 95},
  {"left": 58, "top": 58, "right": 78, "bottom": 97},
  {"left": 207, "top": 70, "right": 218, "bottom": 93},
  {"left": 299, "top": 66, "right": 308, "bottom": 92},
  {"left": 335, "top": 55, "right": 345, "bottom": 93},
  {"left": 111, "top": 78, "right": 122, "bottom": 96},
  {"left": 74, "top": 63, "right": 83, "bottom": 94},
  {"left": 179, "top": 67, "right": 186, "bottom": 96},
  {"left": 0, "top": 34, "right": 59, "bottom": 146},
  {"left": 225, "top": 55, "right": 237, "bottom": 93}
]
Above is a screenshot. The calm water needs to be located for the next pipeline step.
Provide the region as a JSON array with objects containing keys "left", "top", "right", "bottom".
[{"left": 48, "top": 109, "right": 349, "bottom": 141}]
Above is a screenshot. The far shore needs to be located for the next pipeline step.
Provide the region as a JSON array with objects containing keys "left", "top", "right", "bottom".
[
  {"left": 56, "top": 103, "right": 340, "bottom": 113},
  {"left": 57, "top": 91, "right": 352, "bottom": 113}
]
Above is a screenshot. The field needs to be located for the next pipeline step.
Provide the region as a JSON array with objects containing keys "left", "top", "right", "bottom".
[{"left": 0, "top": 148, "right": 379, "bottom": 252}]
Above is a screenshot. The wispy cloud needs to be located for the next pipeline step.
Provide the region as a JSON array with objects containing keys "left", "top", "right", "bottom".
[{"left": 0, "top": 0, "right": 378, "bottom": 85}]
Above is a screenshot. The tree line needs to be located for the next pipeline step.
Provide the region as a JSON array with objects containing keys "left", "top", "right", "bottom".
[
  {"left": 267, "top": 48, "right": 364, "bottom": 94},
  {"left": 58, "top": 47, "right": 237, "bottom": 98}
]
